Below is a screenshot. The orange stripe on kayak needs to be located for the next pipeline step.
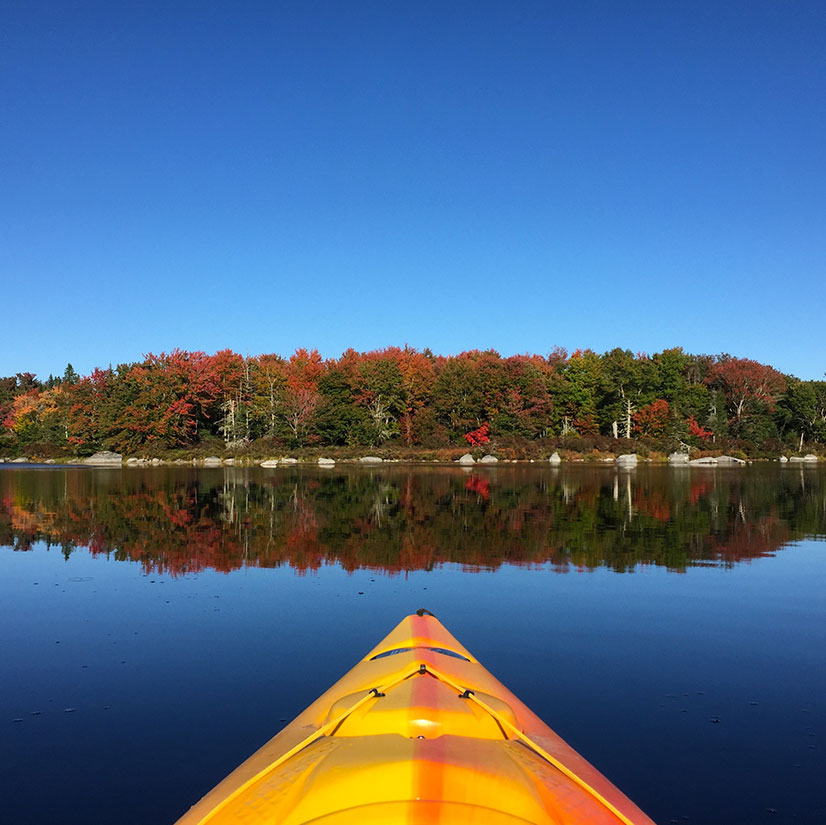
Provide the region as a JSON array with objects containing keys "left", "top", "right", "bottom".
[
  {"left": 410, "top": 614, "right": 430, "bottom": 647},
  {"left": 410, "top": 671, "right": 446, "bottom": 825}
]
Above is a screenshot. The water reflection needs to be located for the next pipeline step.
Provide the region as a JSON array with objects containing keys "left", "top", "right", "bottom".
[{"left": 1, "top": 465, "right": 823, "bottom": 574}]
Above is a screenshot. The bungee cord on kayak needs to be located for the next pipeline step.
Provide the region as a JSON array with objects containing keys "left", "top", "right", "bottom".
[
  {"left": 195, "top": 664, "right": 641, "bottom": 825},
  {"left": 193, "top": 665, "right": 424, "bottom": 825},
  {"left": 424, "top": 664, "right": 641, "bottom": 825}
]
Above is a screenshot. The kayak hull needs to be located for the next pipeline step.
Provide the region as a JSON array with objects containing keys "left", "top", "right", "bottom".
[{"left": 175, "top": 614, "right": 656, "bottom": 825}]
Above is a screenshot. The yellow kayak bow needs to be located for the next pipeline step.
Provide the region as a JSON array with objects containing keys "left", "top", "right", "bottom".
[{"left": 175, "top": 611, "right": 656, "bottom": 825}]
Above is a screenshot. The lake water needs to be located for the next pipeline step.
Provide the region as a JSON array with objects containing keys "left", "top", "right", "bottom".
[{"left": 1, "top": 464, "right": 824, "bottom": 824}]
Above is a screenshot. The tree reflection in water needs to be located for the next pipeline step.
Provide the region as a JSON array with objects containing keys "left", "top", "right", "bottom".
[{"left": 1, "top": 466, "right": 823, "bottom": 575}]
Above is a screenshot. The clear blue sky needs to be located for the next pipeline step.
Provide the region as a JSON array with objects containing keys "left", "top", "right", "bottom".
[{"left": 3, "top": 1, "right": 824, "bottom": 380}]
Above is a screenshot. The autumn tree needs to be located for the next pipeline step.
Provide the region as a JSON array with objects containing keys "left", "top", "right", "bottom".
[
  {"left": 396, "top": 346, "right": 435, "bottom": 445},
  {"left": 0, "top": 376, "right": 21, "bottom": 441},
  {"left": 2, "top": 387, "right": 64, "bottom": 447},
  {"left": 101, "top": 352, "right": 206, "bottom": 451},
  {"left": 64, "top": 369, "right": 109, "bottom": 453},
  {"left": 250, "top": 354, "right": 286, "bottom": 439},
  {"left": 633, "top": 399, "right": 670, "bottom": 436},
  {"left": 281, "top": 349, "right": 323, "bottom": 446},
  {"left": 353, "top": 350, "right": 406, "bottom": 445},
  {"left": 489, "top": 356, "right": 552, "bottom": 438},
  {"left": 431, "top": 353, "right": 487, "bottom": 439},
  {"left": 707, "top": 356, "right": 786, "bottom": 437}
]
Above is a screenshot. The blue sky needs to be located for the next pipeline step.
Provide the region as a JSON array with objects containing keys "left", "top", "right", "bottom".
[{"left": 3, "top": 1, "right": 824, "bottom": 380}]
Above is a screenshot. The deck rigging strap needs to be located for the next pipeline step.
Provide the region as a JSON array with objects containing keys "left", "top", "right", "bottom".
[
  {"left": 194, "top": 661, "right": 640, "bottom": 825},
  {"left": 425, "top": 664, "right": 639, "bottom": 825},
  {"left": 193, "top": 664, "right": 423, "bottom": 825}
]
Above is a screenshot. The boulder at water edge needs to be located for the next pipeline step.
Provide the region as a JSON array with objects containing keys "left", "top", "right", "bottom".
[
  {"left": 457, "top": 454, "right": 475, "bottom": 465},
  {"left": 548, "top": 452, "right": 562, "bottom": 465},
  {"left": 203, "top": 456, "right": 223, "bottom": 467},
  {"left": 318, "top": 457, "right": 335, "bottom": 466},
  {"left": 260, "top": 459, "right": 279, "bottom": 468},
  {"left": 479, "top": 455, "right": 498, "bottom": 464},
  {"left": 668, "top": 452, "right": 689, "bottom": 465},
  {"left": 359, "top": 456, "right": 383, "bottom": 464},
  {"left": 85, "top": 451, "right": 123, "bottom": 466},
  {"left": 616, "top": 454, "right": 638, "bottom": 469}
]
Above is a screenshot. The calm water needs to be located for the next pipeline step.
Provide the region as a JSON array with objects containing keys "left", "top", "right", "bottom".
[{"left": 1, "top": 464, "right": 824, "bottom": 824}]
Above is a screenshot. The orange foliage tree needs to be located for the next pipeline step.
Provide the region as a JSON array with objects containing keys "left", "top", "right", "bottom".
[{"left": 633, "top": 399, "right": 670, "bottom": 436}]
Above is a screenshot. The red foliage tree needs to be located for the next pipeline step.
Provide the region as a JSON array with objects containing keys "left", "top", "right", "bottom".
[
  {"left": 707, "top": 357, "right": 786, "bottom": 431},
  {"left": 688, "top": 416, "right": 713, "bottom": 440},
  {"left": 464, "top": 422, "right": 490, "bottom": 446},
  {"left": 633, "top": 399, "right": 670, "bottom": 436},
  {"left": 282, "top": 349, "right": 323, "bottom": 445}
]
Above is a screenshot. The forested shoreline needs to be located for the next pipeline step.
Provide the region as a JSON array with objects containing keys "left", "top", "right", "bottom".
[{"left": 2, "top": 346, "right": 824, "bottom": 460}]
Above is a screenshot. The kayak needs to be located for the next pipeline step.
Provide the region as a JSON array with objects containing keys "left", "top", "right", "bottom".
[{"left": 175, "top": 611, "right": 656, "bottom": 825}]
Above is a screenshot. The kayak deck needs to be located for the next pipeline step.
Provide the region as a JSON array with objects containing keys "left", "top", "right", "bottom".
[{"left": 175, "top": 613, "right": 656, "bottom": 825}]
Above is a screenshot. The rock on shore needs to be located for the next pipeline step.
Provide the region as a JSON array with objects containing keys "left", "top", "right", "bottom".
[
  {"left": 689, "top": 455, "right": 745, "bottom": 466},
  {"left": 85, "top": 451, "right": 123, "bottom": 466}
]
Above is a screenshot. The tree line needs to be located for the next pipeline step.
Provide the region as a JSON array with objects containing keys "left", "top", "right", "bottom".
[{"left": 1, "top": 346, "right": 824, "bottom": 457}]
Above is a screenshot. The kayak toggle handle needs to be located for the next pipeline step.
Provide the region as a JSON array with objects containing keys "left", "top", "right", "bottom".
[
  {"left": 418, "top": 664, "right": 428, "bottom": 674},
  {"left": 369, "top": 688, "right": 385, "bottom": 698},
  {"left": 416, "top": 608, "right": 436, "bottom": 617},
  {"left": 458, "top": 689, "right": 475, "bottom": 699}
]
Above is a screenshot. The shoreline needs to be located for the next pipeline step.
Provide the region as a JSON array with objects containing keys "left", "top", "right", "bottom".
[{"left": 1, "top": 450, "right": 821, "bottom": 469}]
